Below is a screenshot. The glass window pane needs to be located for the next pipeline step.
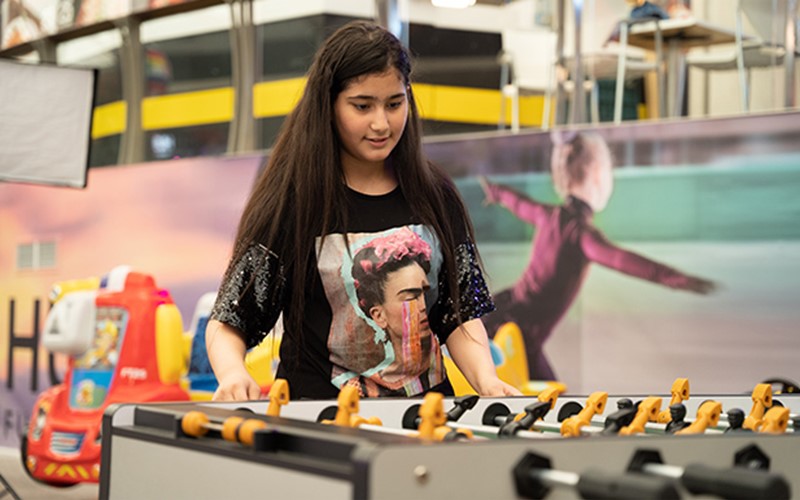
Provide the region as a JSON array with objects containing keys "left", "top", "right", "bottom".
[
  {"left": 141, "top": 6, "right": 232, "bottom": 95},
  {"left": 140, "top": 6, "right": 233, "bottom": 161},
  {"left": 409, "top": 23, "right": 503, "bottom": 136},
  {"left": 254, "top": 14, "right": 361, "bottom": 149},
  {"left": 57, "top": 30, "right": 123, "bottom": 167},
  {"left": 143, "top": 30, "right": 232, "bottom": 96},
  {"left": 90, "top": 135, "right": 123, "bottom": 167},
  {"left": 144, "top": 123, "right": 229, "bottom": 161}
]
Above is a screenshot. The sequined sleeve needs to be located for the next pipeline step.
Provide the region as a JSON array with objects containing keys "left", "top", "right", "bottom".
[
  {"left": 428, "top": 239, "right": 495, "bottom": 342},
  {"left": 210, "top": 244, "right": 286, "bottom": 349}
]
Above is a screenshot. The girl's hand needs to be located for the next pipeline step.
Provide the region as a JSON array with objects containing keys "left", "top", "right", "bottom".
[
  {"left": 206, "top": 320, "right": 260, "bottom": 401},
  {"left": 446, "top": 319, "right": 520, "bottom": 397},
  {"left": 477, "top": 376, "right": 522, "bottom": 397},
  {"left": 212, "top": 369, "right": 262, "bottom": 401}
]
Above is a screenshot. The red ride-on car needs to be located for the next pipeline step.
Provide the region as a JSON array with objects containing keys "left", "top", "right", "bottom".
[{"left": 22, "top": 266, "right": 190, "bottom": 486}]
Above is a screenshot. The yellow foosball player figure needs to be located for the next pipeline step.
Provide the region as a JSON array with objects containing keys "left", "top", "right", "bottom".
[
  {"left": 416, "top": 392, "right": 473, "bottom": 441},
  {"left": 744, "top": 383, "right": 773, "bottom": 431},
  {"left": 657, "top": 377, "right": 689, "bottom": 424},
  {"left": 265, "top": 379, "right": 290, "bottom": 417},
  {"left": 758, "top": 406, "right": 790, "bottom": 434},
  {"left": 560, "top": 391, "right": 608, "bottom": 437},
  {"left": 676, "top": 400, "right": 722, "bottom": 435},
  {"left": 320, "top": 385, "right": 382, "bottom": 428},
  {"left": 619, "top": 396, "right": 662, "bottom": 436}
]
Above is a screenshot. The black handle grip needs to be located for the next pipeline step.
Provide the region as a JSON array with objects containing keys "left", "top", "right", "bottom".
[
  {"left": 577, "top": 470, "right": 680, "bottom": 500},
  {"left": 681, "top": 463, "right": 791, "bottom": 500}
]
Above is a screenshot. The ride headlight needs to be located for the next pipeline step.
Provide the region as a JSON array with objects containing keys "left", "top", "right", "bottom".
[{"left": 32, "top": 406, "right": 47, "bottom": 441}]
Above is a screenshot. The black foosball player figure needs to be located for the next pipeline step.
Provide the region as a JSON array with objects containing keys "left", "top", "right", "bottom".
[
  {"left": 665, "top": 403, "right": 691, "bottom": 434},
  {"left": 601, "top": 398, "right": 637, "bottom": 435},
  {"left": 617, "top": 398, "right": 634, "bottom": 410},
  {"left": 724, "top": 408, "right": 752, "bottom": 433}
]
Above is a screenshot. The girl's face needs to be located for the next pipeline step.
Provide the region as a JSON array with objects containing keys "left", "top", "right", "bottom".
[{"left": 334, "top": 69, "right": 409, "bottom": 173}]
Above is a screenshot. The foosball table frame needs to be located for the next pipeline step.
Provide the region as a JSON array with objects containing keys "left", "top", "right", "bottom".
[{"left": 99, "top": 394, "right": 799, "bottom": 499}]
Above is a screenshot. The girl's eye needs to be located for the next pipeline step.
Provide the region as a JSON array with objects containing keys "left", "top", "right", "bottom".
[
  {"left": 353, "top": 103, "right": 370, "bottom": 111},
  {"left": 388, "top": 101, "right": 403, "bottom": 109}
]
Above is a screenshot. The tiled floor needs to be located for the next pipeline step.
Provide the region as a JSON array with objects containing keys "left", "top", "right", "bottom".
[{"left": 0, "top": 448, "right": 98, "bottom": 500}]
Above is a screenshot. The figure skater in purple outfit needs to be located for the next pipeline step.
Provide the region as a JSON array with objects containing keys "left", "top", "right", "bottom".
[{"left": 480, "top": 132, "right": 716, "bottom": 381}]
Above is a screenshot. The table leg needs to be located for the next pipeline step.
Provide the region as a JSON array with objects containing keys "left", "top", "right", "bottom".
[
  {"left": 785, "top": 0, "right": 798, "bottom": 108},
  {"left": 666, "top": 39, "right": 687, "bottom": 117}
]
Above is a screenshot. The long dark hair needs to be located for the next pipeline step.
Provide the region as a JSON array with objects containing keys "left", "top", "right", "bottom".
[{"left": 225, "top": 20, "right": 476, "bottom": 344}]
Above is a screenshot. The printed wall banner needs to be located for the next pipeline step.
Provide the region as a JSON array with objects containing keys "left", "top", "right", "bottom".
[
  {"left": 0, "top": 154, "right": 262, "bottom": 449},
  {"left": 2, "top": 112, "right": 799, "bottom": 453}
]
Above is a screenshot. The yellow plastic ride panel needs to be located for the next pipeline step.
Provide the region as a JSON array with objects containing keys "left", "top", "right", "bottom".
[{"left": 445, "top": 321, "right": 567, "bottom": 397}]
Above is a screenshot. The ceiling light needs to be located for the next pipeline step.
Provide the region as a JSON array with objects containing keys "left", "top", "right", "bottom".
[{"left": 431, "top": 0, "right": 477, "bottom": 8}]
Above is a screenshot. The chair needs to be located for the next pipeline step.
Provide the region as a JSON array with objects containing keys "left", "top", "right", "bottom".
[
  {"left": 612, "top": 16, "right": 665, "bottom": 123},
  {"left": 498, "top": 28, "right": 560, "bottom": 131},
  {"left": 499, "top": 28, "right": 655, "bottom": 129},
  {"left": 686, "top": 0, "right": 792, "bottom": 113}
]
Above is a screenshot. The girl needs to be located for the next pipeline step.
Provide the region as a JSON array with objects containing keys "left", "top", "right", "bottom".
[
  {"left": 206, "top": 20, "right": 518, "bottom": 400},
  {"left": 480, "top": 132, "right": 716, "bottom": 381}
]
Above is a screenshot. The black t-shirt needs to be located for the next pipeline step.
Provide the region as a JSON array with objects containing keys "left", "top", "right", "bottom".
[{"left": 211, "top": 185, "right": 494, "bottom": 399}]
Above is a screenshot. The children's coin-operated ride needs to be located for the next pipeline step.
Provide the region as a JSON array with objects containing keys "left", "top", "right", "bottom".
[
  {"left": 22, "top": 266, "right": 193, "bottom": 487},
  {"left": 21, "top": 266, "right": 282, "bottom": 488},
  {"left": 182, "top": 292, "right": 281, "bottom": 399}
]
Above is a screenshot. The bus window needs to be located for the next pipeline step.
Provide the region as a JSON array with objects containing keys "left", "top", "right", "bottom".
[{"left": 70, "top": 306, "right": 128, "bottom": 410}]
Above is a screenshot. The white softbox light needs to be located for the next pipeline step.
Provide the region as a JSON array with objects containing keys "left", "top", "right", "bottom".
[{"left": 0, "top": 58, "right": 96, "bottom": 188}]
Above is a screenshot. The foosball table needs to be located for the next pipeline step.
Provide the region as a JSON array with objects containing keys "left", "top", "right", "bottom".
[{"left": 98, "top": 380, "right": 798, "bottom": 499}]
